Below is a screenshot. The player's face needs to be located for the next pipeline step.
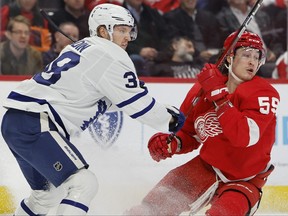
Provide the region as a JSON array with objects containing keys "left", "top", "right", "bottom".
[
  {"left": 231, "top": 47, "right": 260, "bottom": 81},
  {"left": 112, "top": 25, "right": 133, "bottom": 50}
]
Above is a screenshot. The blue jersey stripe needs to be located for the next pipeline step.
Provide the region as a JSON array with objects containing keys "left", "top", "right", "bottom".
[
  {"left": 117, "top": 88, "right": 148, "bottom": 108},
  {"left": 7, "top": 91, "right": 70, "bottom": 139},
  {"left": 130, "top": 98, "right": 156, "bottom": 119}
]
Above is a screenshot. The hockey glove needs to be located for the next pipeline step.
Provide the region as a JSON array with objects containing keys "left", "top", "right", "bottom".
[
  {"left": 197, "top": 63, "right": 228, "bottom": 103},
  {"left": 139, "top": 80, "right": 147, "bottom": 90},
  {"left": 166, "top": 106, "right": 185, "bottom": 133},
  {"left": 148, "top": 133, "right": 182, "bottom": 162}
]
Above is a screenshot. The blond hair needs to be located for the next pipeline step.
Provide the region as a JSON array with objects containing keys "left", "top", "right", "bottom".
[{"left": 6, "top": 15, "right": 31, "bottom": 32}]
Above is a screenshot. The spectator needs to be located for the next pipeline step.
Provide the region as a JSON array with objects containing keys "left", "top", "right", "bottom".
[
  {"left": 85, "top": 0, "right": 122, "bottom": 10},
  {"left": 196, "top": 0, "right": 228, "bottom": 14},
  {"left": 272, "top": 51, "right": 288, "bottom": 79},
  {"left": 50, "top": 0, "right": 90, "bottom": 40},
  {"left": 144, "top": 0, "right": 180, "bottom": 14},
  {"left": 216, "top": 0, "right": 282, "bottom": 62},
  {"left": 262, "top": 0, "right": 287, "bottom": 7},
  {"left": 273, "top": 0, "right": 288, "bottom": 55},
  {"left": 249, "top": 0, "right": 286, "bottom": 53},
  {"left": 38, "top": 1, "right": 64, "bottom": 14},
  {"left": 0, "top": 0, "right": 12, "bottom": 7},
  {"left": 258, "top": 0, "right": 284, "bottom": 18},
  {"left": 0, "top": 15, "right": 43, "bottom": 75},
  {"left": 122, "top": 0, "right": 173, "bottom": 76},
  {"left": 149, "top": 36, "right": 203, "bottom": 78},
  {"left": 216, "top": 0, "right": 285, "bottom": 78},
  {"left": 163, "top": 0, "right": 222, "bottom": 62},
  {"left": 42, "top": 22, "right": 79, "bottom": 66},
  {"left": 85, "top": 0, "right": 180, "bottom": 14},
  {"left": 0, "top": 0, "right": 51, "bottom": 52}
]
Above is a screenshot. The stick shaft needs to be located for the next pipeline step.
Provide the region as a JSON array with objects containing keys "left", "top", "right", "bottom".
[
  {"left": 216, "top": 0, "right": 263, "bottom": 70},
  {"left": 40, "top": 9, "right": 76, "bottom": 43},
  {"left": 190, "top": 0, "right": 264, "bottom": 112}
]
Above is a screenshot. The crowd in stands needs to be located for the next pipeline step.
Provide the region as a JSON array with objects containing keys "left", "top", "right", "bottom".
[{"left": 0, "top": 0, "right": 287, "bottom": 78}]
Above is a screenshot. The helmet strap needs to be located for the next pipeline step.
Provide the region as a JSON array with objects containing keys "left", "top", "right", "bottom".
[
  {"left": 106, "top": 24, "right": 114, "bottom": 42},
  {"left": 226, "top": 56, "right": 245, "bottom": 83},
  {"left": 108, "top": 32, "right": 113, "bottom": 42}
]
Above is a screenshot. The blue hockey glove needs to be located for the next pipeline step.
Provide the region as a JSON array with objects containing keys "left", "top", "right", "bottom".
[{"left": 166, "top": 106, "right": 185, "bottom": 133}]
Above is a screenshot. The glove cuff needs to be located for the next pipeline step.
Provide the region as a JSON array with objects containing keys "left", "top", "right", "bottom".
[
  {"left": 166, "top": 107, "right": 185, "bottom": 133},
  {"left": 215, "top": 100, "right": 233, "bottom": 118}
]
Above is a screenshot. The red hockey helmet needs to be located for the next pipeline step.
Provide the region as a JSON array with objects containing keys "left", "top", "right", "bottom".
[{"left": 224, "top": 31, "right": 266, "bottom": 66}]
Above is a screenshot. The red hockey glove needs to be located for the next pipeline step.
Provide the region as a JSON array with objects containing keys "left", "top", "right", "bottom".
[
  {"left": 197, "top": 63, "right": 228, "bottom": 102},
  {"left": 148, "top": 133, "right": 182, "bottom": 162}
]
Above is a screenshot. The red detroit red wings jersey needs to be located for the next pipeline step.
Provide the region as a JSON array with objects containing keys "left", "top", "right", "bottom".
[{"left": 177, "top": 76, "right": 280, "bottom": 181}]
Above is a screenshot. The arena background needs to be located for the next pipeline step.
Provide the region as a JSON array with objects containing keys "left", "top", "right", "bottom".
[{"left": 0, "top": 76, "right": 287, "bottom": 215}]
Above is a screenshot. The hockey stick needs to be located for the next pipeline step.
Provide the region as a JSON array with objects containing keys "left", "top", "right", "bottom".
[
  {"left": 216, "top": 0, "right": 263, "bottom": 71},
  {"left": 167, "top": 0, "right": 263, "bottom": 150},
  {"left": 187, "top": 0, "right": 264, "bottom": 113},
  {"left": 40, "top": 9, "right": 77, "bottom": 43}
]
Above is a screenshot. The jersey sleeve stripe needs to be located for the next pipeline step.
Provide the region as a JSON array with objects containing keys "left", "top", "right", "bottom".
[
  {"left": 7, "top": 91, "right": 70, "bottom": 139},
  {"left": 116, "top": 88, "right": 148, "bottom": 108},
  {"left": 130, "top": 98, "right": 156, "bottom": 119}
]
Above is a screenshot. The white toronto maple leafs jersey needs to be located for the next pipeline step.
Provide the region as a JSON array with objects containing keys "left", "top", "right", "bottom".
[{"left": 3, "top": 36, "right": 172, "bottom": 138}]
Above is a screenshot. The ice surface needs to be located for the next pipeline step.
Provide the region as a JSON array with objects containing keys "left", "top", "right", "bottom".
[
  {"left": 0, "top": 82, "right": 287, "bottom": 215},
  {"left": 1, "top": 130, "right": 287, "bottom": 216}
]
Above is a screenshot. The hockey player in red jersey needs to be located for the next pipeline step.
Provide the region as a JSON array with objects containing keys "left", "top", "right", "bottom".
[{"left": 125, "top": 31, "right": 280, "bottom": 215}]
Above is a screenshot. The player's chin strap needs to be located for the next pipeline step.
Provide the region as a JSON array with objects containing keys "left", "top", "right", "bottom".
[
  {"left": 108, "top": 31, "right": 114, "bottom": 42},
  {"left": 225, "top": 56, "right": 245, "bottom": 83},
  {"left": 106, "top": 24, "right": 114, "bottom": 42}
]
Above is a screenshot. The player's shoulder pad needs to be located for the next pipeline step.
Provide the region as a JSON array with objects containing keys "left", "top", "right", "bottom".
[
  {"left": 237, "top": 76, "right": 280, "bottom": 99},
  {"left": 90, "top": 37, "right": 129, "bottom": 58},
  {"left": 84, "top": 36, "right": 133, "bottom": 67}
]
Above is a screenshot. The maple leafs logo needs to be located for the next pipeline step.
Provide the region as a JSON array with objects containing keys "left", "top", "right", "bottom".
[
  {"left": 81, "top": 100, "right": 108, "bottom": 130},
  {"left": 88, "top": 111, "right": 123, "bottom": 149}
]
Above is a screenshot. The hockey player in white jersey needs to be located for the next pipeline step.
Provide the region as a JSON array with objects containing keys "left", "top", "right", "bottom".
[{"left": 1, "top": 3, "right": 185, "bottom": 215}]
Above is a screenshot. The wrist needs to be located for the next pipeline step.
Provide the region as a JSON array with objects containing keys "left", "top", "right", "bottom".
[{"left": 174, "top": 136, "right": 182, "bottom": 153}]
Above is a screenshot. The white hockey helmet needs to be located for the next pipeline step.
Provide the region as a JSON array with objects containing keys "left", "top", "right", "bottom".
[{"left": 88, "top": 3, "right": 137, "bottom": 41}]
